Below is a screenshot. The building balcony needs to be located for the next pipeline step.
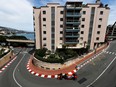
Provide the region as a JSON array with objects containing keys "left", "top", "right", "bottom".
[
  {"left": 75, "top": 7, "right": 82, "bottom": 10},
  {"left": 65, "top": 29, "right": 80, "bottom": 32},
  {"left": 66, "top": 21, "right": 81, "bottom": 25},
  {"left": 66, "top": 6, "right": 82, "bottom": 10},
  {"left": 65, "top": 41, "right": 78, "bottom": 44},
  {"left": 66, "top": 13, "right": 81, "bottom": 17},
  {"left": 65, "top": 34, "right": 79, "bottom": 38}
]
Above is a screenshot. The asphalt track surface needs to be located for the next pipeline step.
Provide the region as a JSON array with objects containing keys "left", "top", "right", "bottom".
[{"left": 0, "top": 41, "right": 116, "bottom": 87}]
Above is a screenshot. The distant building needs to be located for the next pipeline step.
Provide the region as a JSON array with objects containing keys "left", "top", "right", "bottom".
[
  {"left": 33, "top": 0, "right": 110, "bottom": 51},
  {"left": 0, "top": 30, "right": 6, "bottom": 35},
  {"left": 106, "top": 22, "right": 116, "bottom": 40}
]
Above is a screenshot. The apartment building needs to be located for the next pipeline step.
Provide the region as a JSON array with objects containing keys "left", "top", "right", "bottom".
[
  {"left": 33, "top": 0, "right": 110, "bottom": 51},
  {"left": 106, "top": 22, "right": 116, "bottom": 40}
]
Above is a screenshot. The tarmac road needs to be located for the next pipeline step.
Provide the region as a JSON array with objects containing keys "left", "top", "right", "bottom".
[{"left": 0, "top": 41, "right": 116, "bottom": 87}]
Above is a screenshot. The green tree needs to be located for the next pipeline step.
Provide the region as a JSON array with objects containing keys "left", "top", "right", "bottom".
[{"left": 0, "top": 36, "right": 6, "bottom": 42}]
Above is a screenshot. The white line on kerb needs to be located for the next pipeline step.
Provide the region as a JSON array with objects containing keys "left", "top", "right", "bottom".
[
  {"left": 86, "top": 56, "right": 116, "bottom": 87},
  {"left": 13, "top": 49, "right": 27, "bottom": 87}
]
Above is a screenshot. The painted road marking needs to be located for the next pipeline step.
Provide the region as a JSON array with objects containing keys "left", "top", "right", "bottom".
[
  {"left": 55, "top": 75, "right": 58, "bottom": 78},
  {"left": 77, "top": 67, "right": 80, "bottom": 70},
  {"left": 47, "top": 75, "right": 51, "bottom": 78},
  {"left": 13, "top": 49, "right": 27, "bottom": 87},
  {"left": 41, "top": 75, "right": 45, "bottom": 77},
  {"left": 86, "top": 56, "right": 116, "bottom": 87},
  {"left": 103, "top": 50, "right": 116, "bottom": 55},
  {"left": 28, "top": 69, "right": 32, "bottom": 72},
  {"left": 73, "top": 69, "right": 77, "bottom": 73},
  {"left": 31, "top": 71, "right": 35, "bottom": 74},
  {"left": 35, "top": 73, "right": 39, "bottom": 76}
]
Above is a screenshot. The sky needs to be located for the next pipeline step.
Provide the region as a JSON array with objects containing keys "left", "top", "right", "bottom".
[{"left": 0, "top": 0, "right": 115, "bottom": 32}]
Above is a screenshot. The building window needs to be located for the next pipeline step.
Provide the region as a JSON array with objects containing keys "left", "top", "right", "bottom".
[
  {"left": 43, "top": 24, "right": 46, "bottom": 28},
  {"left": 52, "top": 27, "right": 55, "bottom": 32},
  {"left": 33, "top": 17, "right": 35, "bottom": 20},
  {"left": 60, "top": 18, "right": 63, "bottom": 21},
  {"left": 43, "top": 11, "right": 46, "bottom": 14},
  {"left": 60, "top": 31, "right": 63, "bottom": 34},
  {"left": 43, "top": 24, "right": 46, "bottom": 26},
  {"left": 80, "top": 37, "right": 83, "bottom": 40},
  {"left": 43, "top": 43, "right": 46, "bottom": 46},
  {"left": 60, "top": 11, "right": 63, "bottom": 14},
  {"left": 60, "top": 25, "right": 63, "bottom": 28},
  {"left": 98, "top": 25, "right": 101, "bottom": 28},
  {"left": 100, "top": 11, "right": 103, "bottom": 15},
  {"left": 52, "top": 46, "right": 55, "bottom": 49},
  {"left": 33, "top": 22, "right": 35, "bottom": 25},
  {"left": 60, "top": 37, "right": 62, "bottom": 40},
  {"left": 43, "top": 18, "right": 46, "bottom": 21},
  {"left": 43, "top": 38, "right": 46, "bottom": 40},
  {"left": 96, "top": 37, "right": 99, "bottom": 40},
  {"left": 80, "top": 43, "right": 83, "bottom": 45},
  {"left": 52, "top": 34, "right": 55, "bottom": 38},
  {"left": 43, "top": 31, "right": 46, "bottom": 34},
  {"left": 83, "top": 11, "right": 86, "bottom": 14},
  {"left": 97, "top": 31, "right": 100, "bottom": 34},
  {"left": 52, "top": 40, "right": 54, "bottom": 43},
  {"left": 81, "top": 25, "right": 84, "bottom": 28},
  {"left": 51, "top": 7, "right": 55, "bottom": 51},
  {"left": 99, "top": 18, "right": 102, "bottom": 21},
  {"left": 82, "top": 18, "right": 85, "bottom": 21},
  {"left": 81, "top": 31, "right": 84, "bottom": 34}
]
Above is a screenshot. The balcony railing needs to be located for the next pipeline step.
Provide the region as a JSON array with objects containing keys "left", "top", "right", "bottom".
[
  {"left": 67, "top": 12, "right": 81, "bottom": 15},
  {"left": 65, "top": 29, "right": 80, "bottom": 32},
  {"left": 65, "top": 34, "right": 79, "bottom": 38},
  {"left": 65, "top": 41, "right": 78, "bottom": 44},
  {"left": 66, "top": 21, "right": 81, "bottom": 25},
  {"left": 66, "top": 6, "right": 82, "bottom": 10},
  {"left": 66, "top": 27, "right": 79, "bottom": 29},
  {"left": 66, "top": 20, "right": 80, "bottom": 22},
  {"left": 66, "top": 13, "right": 81, "bottom": 17}
]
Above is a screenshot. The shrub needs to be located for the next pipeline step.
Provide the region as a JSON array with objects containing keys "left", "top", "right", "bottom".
[
  {"left": 35, "top": 48, "right": 47, "bottom": 57},
  {"left": 0, "top": 36, "right": 7, "bottom": 42},
  {"left": 34, "top": 48, "right": 65, "bottom": 63},
  {"left": 34, "top": 46, "right": 90, "bottom": 64},
  {"left": 34, "top": 53, "right": 64, "bottom": 63},
  {"left": 56, "top": 48, "right": 78, "bottom": 60}
]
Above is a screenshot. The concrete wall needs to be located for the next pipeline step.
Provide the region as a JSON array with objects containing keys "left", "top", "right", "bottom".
[
  {"left": 33, "top": 57, "right": 63, "bottom": 70},
  {"left": 0, "top": 50, "right": 13, "bottom": 68}
]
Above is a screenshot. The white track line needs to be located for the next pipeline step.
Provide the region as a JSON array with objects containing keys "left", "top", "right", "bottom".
[
  {"left": 13, "top": 49, "right": 27, "bottom": 87},
  {"left": 86, "top": 56, "right": 116, "bottom": 87}
]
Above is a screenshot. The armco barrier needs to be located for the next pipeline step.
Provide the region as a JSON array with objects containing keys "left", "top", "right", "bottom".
[
  {"left": 0, "top": 50, "right": 13, "bottom": 68},
  {"left": 33, "top": 57, "right": 63, "bottom": 70}
]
